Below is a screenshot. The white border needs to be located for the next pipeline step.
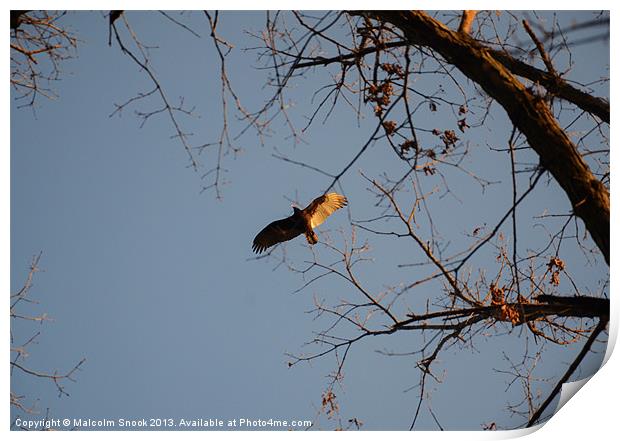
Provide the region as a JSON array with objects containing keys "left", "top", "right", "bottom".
[{"left": 4, "top": 3, "right": 617, "bottom": 439}]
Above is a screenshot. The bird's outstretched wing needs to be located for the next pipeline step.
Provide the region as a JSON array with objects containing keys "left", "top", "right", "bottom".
[
  {"left": 252, "top": 215, "right": 305, "bottom": 253},
  {"left": 303, "top": 193, "right": 348, "bottom": 229}
]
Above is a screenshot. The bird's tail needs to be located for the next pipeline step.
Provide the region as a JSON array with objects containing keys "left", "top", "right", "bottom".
[{"left": 305, "top": 231, "right": 319, "bottom": 245}]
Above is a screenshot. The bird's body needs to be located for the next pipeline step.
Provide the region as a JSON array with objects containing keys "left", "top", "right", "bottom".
[{"left": 252, "top": 193, "right": 348, "bottom": 254}]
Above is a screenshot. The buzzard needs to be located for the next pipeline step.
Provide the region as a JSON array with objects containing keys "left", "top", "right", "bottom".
[{"left": 252, "top": 193, "right": 348, "bottom": 253}]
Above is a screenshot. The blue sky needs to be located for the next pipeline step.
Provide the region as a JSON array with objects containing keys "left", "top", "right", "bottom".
[{"left": 10, "top": 10, "right": 610, "bottom": 431}]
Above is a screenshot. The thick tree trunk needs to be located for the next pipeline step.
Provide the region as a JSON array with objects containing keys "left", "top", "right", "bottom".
[{"left": 357, "top": 11, "right": 610, "bottom": 264}]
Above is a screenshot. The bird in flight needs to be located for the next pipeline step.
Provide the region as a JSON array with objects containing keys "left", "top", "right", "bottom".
[{"left": 252, "top": 193, "right": 348, "bottom": 254}]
